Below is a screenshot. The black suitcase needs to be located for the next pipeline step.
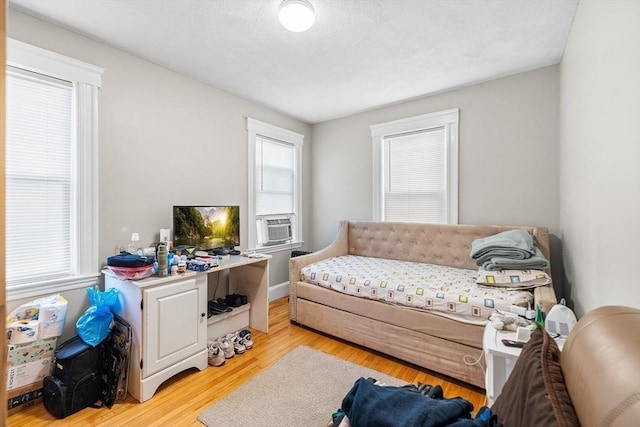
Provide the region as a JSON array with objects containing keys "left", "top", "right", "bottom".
[{"left": 43, "top": 336, "right": 105, "bottom": 418}]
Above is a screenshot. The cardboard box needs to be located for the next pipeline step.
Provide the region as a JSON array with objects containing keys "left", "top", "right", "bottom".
[
  {"left": 7, "top": 337, "right": 57, "bottom": 391},
  {"left": 6, "top": 337, "right": 57, "bottom": 415},
  {"left": 7, "top": 382, "right": 44, "bottom": 416}
]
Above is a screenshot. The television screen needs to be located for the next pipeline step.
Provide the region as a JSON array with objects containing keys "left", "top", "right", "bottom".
[{"left": 173, "top": 206, "right": 240, "bottom": 251}]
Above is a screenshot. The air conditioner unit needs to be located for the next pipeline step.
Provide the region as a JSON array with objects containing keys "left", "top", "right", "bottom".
[{"left": 261, "top": 216, "right": 293, "bottom": 245}]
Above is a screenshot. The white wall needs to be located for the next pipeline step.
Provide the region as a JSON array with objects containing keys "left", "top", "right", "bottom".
[
  {"left": 311, "top": 66, "right": 562, "bottom": 286},
  {"left": 7, "top": 9, "right": 311, "bottom": 341},
  {"left": 559, "top": 0, "right": 640, "bottom": 316}
]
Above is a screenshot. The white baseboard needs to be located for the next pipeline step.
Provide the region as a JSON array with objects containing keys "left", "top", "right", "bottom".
[{"left": 269, "top": 281, "right": 289, "bottom": 301}]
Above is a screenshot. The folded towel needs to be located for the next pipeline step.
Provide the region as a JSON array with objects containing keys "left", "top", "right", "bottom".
[
  {"left": 481, "top": 247, "right": 550, "bottom": 271},
  {"left": 470, "top": 229, "right": 536, "bottom": 266}
]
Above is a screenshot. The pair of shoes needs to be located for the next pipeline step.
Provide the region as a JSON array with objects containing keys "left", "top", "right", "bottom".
[
  {"left": 208, "top": 299, "right": 232, "bottom": 316},
  {"left": 207, "top": 341, "right": 226, "bottom": 367},
  {"left": 217, "top": 336, "right": 235, "bottom": 359},
  {"left": 238, "top": 329, "right": 253, "bottom": 350},
  {"left": 226, "top": 332, "right": 246, "bottom": 354}
]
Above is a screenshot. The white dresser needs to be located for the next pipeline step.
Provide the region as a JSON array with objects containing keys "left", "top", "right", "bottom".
[{"left": 105, "top": 271, "right": 208, "bottom": 402}]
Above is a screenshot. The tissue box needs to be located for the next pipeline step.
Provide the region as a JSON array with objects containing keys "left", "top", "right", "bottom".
[{"left": 7, "top": 337, "right": 57, "bottom": 391}]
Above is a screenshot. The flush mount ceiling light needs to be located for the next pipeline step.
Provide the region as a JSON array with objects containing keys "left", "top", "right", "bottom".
[{"left": 278, "top": 0, "right": 315, "bottom": 32}]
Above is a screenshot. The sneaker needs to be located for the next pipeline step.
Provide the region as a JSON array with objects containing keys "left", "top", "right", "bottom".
[
  {"left": 218, "top": 336, "right": 235, "bottom": 359},
  {"left": 227, "top": 332, "right": 246, "bottom": 354},
  {"left": 426, "top": 385, "right": 443, "bottom": 399},
  {"left": 207, "top": 341, "right": 226, "bottom": 367},
  {"left": 238, "top": 329, "right": 253, "bottom": 350}
]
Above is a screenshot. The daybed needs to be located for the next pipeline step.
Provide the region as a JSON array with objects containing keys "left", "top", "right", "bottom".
[{"left": 289, "top": 220, "right": 557, "bottom": 387}]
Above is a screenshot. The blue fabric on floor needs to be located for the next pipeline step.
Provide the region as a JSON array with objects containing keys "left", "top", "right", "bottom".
[{"left": 341, "top": 378, "right": 486, "bottom": 427}]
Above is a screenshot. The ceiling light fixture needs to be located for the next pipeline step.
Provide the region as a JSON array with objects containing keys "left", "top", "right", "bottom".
[{"left": 278, "top": 0, "right": 315, "bottom": 32}]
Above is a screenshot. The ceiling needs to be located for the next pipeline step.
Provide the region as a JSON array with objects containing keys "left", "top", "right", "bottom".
[{"left": 8, "top": 0, "right": 578, "bottom": 124}]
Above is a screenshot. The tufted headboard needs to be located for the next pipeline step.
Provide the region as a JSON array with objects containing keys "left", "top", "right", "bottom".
[{"left": 346, "top": 221, "right": 551, "bottom": 272}]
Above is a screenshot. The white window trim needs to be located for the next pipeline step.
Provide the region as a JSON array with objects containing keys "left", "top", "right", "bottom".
[
  {"left": 247, "top": 118, "right": 303, "bottom": 252},
  {"left": 6, "top": 39, "right": 103, "bottom": 301},
  {"left": 370, "top": 108, "right": 459, "bottom": 224}
]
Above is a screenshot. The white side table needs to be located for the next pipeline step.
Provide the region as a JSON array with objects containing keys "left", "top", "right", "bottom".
[{"left": 483, "top": 324, "right": 522, "bottom": 406}]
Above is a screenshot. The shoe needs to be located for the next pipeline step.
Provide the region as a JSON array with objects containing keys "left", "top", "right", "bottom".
[
  {"left": 417, "top": 382, "right": 433, "bottom": 395},
  {"left": 218, "top": 336, "right": 235, "bottom": 359},
  {"left": 226, "top": 294, "right": 243, "bottom": 307},
  {"left": 227, "top": 332, "right": 246, "bottom": 354},
  {"left": 426, "top": 385, "right": 443, "bottom": 399},
  {"left": 238, "top": 329, "right": 253, "bottom": 350},
  {"left": 208, "top": 299, "right": 232, "bottom": 315},
  {"left": 207, "top": 341, "right": 226, "bottom": 367}
]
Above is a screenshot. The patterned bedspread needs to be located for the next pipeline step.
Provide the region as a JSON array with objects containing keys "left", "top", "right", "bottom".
[{"left": 300, "top": 255, "right": 533, "bottom": 324}]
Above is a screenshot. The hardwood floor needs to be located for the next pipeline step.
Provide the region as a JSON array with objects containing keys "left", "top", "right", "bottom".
[{"left": 8, "top": 297, "right": 486, "bottom": 426}]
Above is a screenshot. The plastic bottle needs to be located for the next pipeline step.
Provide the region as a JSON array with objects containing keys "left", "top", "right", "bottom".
[{"left": 157, "top": 243, "right": 168, "bottom": 277}]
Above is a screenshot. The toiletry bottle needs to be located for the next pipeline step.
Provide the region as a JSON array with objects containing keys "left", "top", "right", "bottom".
[{"left": 158, "top": 243, "right": 168, "bottom": 277}]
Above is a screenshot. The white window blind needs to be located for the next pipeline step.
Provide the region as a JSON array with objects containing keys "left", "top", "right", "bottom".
[
  {"left": 6, "top": 68, "right": 74, "bottom": 285},
  {"left": 256, "top": 136, "right": 294, "bottom": 216},
  {"left": 371, "top": 109, "right": 459, "bottom": 224},
  {"left": 384, "top": 128, "right": 446, "bottom": 222},
  {"left": 6, "top": 39, "right": 103, "bottom": 299},
  {"left": 246, "top": 117, "right": 303, "bottom": 251}
]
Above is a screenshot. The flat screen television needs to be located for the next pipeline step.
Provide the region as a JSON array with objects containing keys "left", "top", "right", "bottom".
[{"left": 173, "top": 206, "right": 240, "bottom": 253}]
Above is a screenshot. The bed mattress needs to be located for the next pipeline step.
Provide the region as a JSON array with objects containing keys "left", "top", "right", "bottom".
[{"left": 300, "top": 255, "right": 533, "bottom": 324}]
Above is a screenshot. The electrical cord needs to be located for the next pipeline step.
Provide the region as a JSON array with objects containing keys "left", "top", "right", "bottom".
[{"left": 463, "top": 350, "right": 484, "bottom": 367}]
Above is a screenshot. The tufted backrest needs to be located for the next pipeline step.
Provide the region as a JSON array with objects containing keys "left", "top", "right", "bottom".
[{"left": 347, "top": 221, "right": 550, "bottom": 271}]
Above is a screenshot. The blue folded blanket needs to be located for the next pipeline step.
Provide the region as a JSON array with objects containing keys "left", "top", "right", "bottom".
[{"left": 470, "top": 229, "right": 536, "bottom": 265}]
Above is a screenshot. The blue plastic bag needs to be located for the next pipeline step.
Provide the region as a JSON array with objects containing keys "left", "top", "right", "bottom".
[{"left": 76, "top": 285, "right": 120, "bottom": 346}]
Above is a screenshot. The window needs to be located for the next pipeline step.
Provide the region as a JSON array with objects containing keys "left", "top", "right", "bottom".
[
  {"left": 5, "top": 39, "right": 103, "bottom": 300},
  {"left": 247, "top": 118, "right": 303, "bottom": 251},
  {"left": 371, "top": 109, "right": 459, "bottom": 224}
]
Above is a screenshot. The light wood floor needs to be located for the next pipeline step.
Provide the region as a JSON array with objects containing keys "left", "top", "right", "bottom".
[{"left": 9, "top": 297, "right": 486, "bottom": 426}]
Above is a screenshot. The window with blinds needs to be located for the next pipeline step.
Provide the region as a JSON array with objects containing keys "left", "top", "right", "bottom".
[
  {"left": 6, "top": 39, "right": 102, "bottom": 298},
  {"left": 384, "top": 127, "right": 446, "bottom": 223},
  {"left": 6, "top": 68, "right": 74, "bottom": 285},
  {"left": 256, "top": 137, "right": 294, "bottom": 216},
  {"left": 247, "top": 118, "right": 303, "bottom": 250},
  {"left": 371, "top": 109, "right": 459, "bottom": 224}
]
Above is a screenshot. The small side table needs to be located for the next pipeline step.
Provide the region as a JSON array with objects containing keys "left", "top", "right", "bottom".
[{"left": 483, "top": 324, "right": 522, "bottom": 406}]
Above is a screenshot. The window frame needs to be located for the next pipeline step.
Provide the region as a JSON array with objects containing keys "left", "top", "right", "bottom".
[
  {"left": 246, "top": 117, "right": 304, "bottom": 253},
  {"left": 6, "top": 39, "right": 103, "bottom": 300},
  {"left": 370, "top": 108, "right": 459, "bottom": 224}
]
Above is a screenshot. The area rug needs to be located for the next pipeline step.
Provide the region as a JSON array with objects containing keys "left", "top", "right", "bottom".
[{"left": 197, "top": 345, "right": 405, "bottom": 427}]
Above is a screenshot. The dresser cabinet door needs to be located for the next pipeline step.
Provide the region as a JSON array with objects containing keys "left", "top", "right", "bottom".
[{"left": 142, "top": 277, "right": 205, "bottom": 377}]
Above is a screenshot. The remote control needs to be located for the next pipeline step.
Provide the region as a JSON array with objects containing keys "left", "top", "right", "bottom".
[{"left": 501, "top": 339, "right": 525, "bottom": 348}]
